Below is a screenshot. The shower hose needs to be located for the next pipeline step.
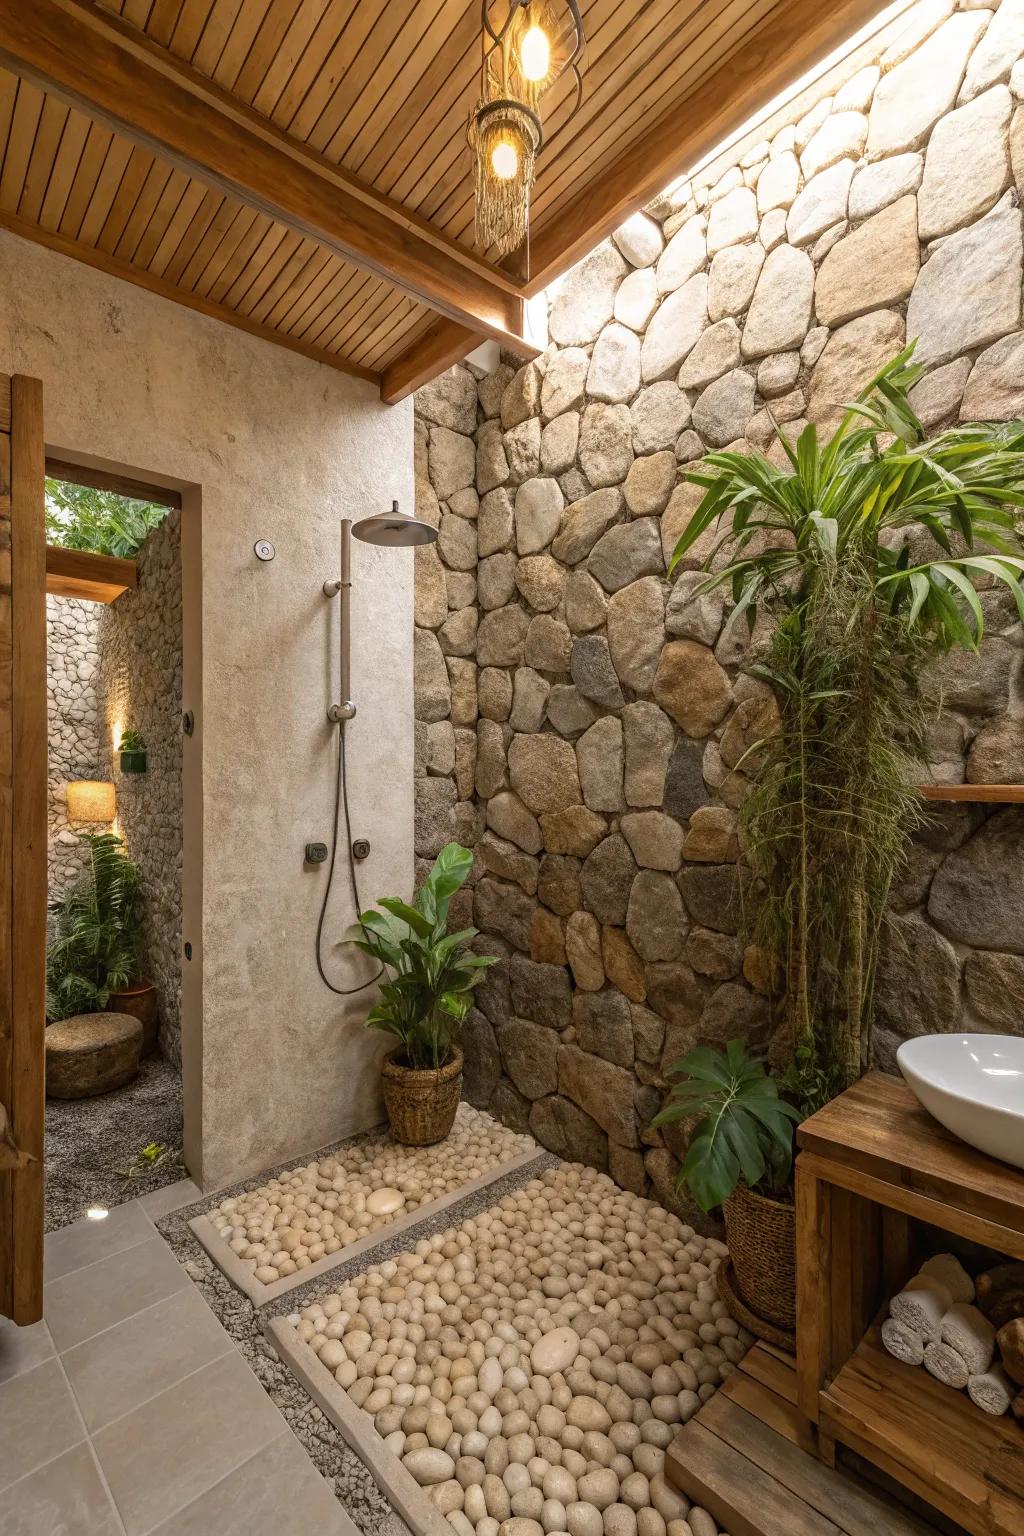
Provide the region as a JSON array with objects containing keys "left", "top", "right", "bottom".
[{"left": 315, "top": 723, "right": 384, "bottom": 995}]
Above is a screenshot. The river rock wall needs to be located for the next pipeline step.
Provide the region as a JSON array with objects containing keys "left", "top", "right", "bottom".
[
  {"left": 414, "top": 0, "right": 1024, "bottom": 1212},
  {"left": 47, "top": 594, "right": 103, "bottom": 897},
  {"left": 97, "top": 509, "right": 183, "bottom": 1065}
]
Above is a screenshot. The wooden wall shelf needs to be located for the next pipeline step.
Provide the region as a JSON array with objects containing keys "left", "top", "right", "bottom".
[
  {"left": 796, "top": 1074, "right": 1024, "bottom": 1536},
  {"left": 45, "top": 545, "right": 137, "bottom": 604},
  {"left": 918, "top": 785, "right": 1024, "bottom": 803}
]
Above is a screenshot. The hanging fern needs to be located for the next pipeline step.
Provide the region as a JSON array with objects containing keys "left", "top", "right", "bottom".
[{"left": 47, "top": 833, "right": 142, "bottom": 1020}]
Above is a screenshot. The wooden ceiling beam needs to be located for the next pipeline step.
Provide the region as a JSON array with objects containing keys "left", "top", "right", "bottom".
[
  {"left": 0, "top": 0, "right": 532, "bottom": 361},
  {"left": 385, "top": 0, "right": 889, "bottom": 391},
  {"left": 45, "top": 545, "right": 137, "bottom": 604},
  {"left": 380, "top": 318, "right": 483, "bottom": 406}
]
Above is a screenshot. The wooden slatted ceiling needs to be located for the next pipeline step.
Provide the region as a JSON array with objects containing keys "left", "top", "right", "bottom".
[
  {"left": 88, "top": 0, "right": 783, "bottom": 256},
  {"left": 0, "top": 0, "right": 890, "bottom": 394},
  {"left": 0, "top": 67, "right": 435, "bottom": 376}
]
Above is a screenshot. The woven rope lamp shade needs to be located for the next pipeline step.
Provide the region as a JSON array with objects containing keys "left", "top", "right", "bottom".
[
  {"left": 66, "top": 780, "right": 116, "bottom": 823},
  {"left": 470, "top": 1, "right": 585, "bottom": 257}
]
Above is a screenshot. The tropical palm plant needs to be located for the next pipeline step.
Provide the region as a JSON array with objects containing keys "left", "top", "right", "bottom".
[
  {"left": 670, "top": 346, "right": 1024, "bottom": 1099},
  {"left": 45, "top": 478, "right": 167, "bottom": 558},
  {"left": 349, "top": 842, "right": 495, "bottom": 1070},
  {"left": 47, "top": 833, "right": 143, "bottom": 1019}
]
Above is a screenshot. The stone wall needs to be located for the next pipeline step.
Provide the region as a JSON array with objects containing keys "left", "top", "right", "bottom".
[
  {"left": 97, "top": 510, "right": 183, "bottom": 1064},
  {"left": 46, "top": 594, "right": 102, "bottom": 897},
  {"left": 414, "top": 0, "right": 1024, "bottom": 1211}
]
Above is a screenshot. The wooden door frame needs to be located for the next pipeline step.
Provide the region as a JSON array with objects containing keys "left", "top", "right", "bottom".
[
  {"left": 0, "top": 373, "right": 47, "bottom": 1325},
  {"left": 43, "top": 450, "right": 203, "bottom": 1192}
]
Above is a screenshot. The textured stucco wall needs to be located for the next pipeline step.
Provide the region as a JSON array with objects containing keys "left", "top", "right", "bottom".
[
  {"left": 2, "top": 229, "right": 414, "bottom": 1190},
  {"left": 46, "top": 594, "right": 102, "bottom": 898},
  {"left": 97, "top": 510, "right": 183, "bottom": 1065},
  {"left": 413, "top": 0, "right": 1024, "bottom": 1216}
]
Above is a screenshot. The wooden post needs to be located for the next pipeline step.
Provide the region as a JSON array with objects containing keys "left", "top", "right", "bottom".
[
  {"left": 795, "top": 1154, "right": 829, "bottom": 1424},
  {"left": 0, "top": 373, "right": 46, "bottom": 1325}
]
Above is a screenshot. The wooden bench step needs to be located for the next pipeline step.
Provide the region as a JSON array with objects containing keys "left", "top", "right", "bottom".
[{"left": 667, "top": 1385, "right": 937, "bottom": 1536}]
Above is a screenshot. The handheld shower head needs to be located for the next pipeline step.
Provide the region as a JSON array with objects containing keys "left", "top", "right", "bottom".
[{"left": 352, "top": 500, "right": 437, "bottom": 547}]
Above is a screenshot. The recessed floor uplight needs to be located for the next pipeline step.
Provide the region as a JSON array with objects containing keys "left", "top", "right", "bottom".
[{"left": 85, "top": 1205, "right": 109, "bottom": 1221}]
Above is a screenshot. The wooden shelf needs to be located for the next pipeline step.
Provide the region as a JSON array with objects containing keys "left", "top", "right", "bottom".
[
  {"left": 45, "top": 545, "right": 137, "bottom": 604},
  {"left": 796, "top": 1075, "right": 1024, "bottom": 1536},
  {"left": 918, "top": 785, "right": 1024, "bottom": 803},
  {"left": 820, "top": 1328, "right": 1024, "bottom": 1536},
  {"left": 797, "top": 1073, "right": 1024, "bottom": 1260}
]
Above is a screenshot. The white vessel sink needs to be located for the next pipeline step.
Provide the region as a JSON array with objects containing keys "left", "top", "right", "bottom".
[{"left": 897, "top": 1034, "right": 1024, "bottom": 1171}]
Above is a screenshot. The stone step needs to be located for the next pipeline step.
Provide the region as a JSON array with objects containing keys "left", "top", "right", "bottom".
[{"left": 46, "top": 1011, "right": 143, "bottom": 1099}]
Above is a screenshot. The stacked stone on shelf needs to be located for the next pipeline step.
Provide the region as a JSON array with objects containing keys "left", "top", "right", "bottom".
[{"left": 414, "top": 0, "right": 1024, "bottom": 1219}]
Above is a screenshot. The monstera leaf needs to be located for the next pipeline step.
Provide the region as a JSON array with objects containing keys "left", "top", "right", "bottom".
[{"left": 653, "top": 1040, "right": 801, "bottom": 1213}]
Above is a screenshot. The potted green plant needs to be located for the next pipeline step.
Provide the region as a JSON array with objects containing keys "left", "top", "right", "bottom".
[
  {"left": 118, "top": 728, "right": 147, "bottom": 774},
  {"left": 349, "top": 842, "right": 494, "bottom": 1145},
  {"left": 654, "top": 1040, "right": 811, "bottom": 1334},
  {"left": 661, "top": 349, "right": 1024, "bottom": 1332},
  {"left": 47, "top": 832, "right": 160, "bottom": 1054}
]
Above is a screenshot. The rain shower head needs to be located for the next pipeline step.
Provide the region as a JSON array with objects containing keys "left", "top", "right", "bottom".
[{"left": 352, "top": 500, "right": 437, "bottom": 547}]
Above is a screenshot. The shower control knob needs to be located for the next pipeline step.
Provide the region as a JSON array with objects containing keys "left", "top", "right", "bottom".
[{"left": 254, "top": 538, "right": 275, "bottom": 561}]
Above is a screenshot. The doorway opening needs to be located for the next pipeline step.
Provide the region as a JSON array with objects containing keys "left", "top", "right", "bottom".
[{"left": 43, "top": 460, "right": 186, "bottom": 1230}]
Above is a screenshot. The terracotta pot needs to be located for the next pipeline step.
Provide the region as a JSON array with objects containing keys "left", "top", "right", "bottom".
[
  {"left": 109, "top": 981, "right": 159, "bottom": 1057},
  {"left": 381, "top": 1046, "right": 463, "bottom": 1146},
  {"left": 723, "top": 1184, "right": 796, "bottom": 1332}
]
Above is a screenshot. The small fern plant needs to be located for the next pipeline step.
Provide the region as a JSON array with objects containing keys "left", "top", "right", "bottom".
[
  {"left": 47, "top": 833, "right": 142, "bottom": 1020},
  {"left": 653, "top": 1040, "right": 801, "bottom": 1213}
]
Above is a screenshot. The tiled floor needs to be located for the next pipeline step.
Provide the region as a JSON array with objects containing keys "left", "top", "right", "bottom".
[{"left": 0, "top": 1181, "right": 359, "bottom": 1536}]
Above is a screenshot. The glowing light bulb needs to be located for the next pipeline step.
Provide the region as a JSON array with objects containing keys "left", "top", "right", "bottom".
[
  {"left": 86, "top": 1205, "right": 109, "bottom": 1221},
  {"left": 520, "top": 24, "right": 550, "bottom": 82},
  {"left": 490, "top": 139, "right": 519, "bottom": 180}
]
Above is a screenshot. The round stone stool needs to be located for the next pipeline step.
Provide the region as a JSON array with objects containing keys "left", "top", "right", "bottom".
[{"left": 46, "top": 1011, "right": 143, "bottom": 1099}]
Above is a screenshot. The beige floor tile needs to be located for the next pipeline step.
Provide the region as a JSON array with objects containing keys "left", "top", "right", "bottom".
[
  {"left": 92, "top": 1348, "right": 287, "bottom": 1536},
  {"left": 45, "top": 1200, "right": 155, "bottom": 1283},
  {"left": 45, "top": 1237, "right": 189, "bottom": 1353},
  {"left": 0, "top": 1316, "right": 54, "bottom": 1386},
  {"left": 146, "top": 1430, "right": 358, "bottom": 1536},
  {"left": 0, "top": 1443, "right": 123, "bottom": 1536},
  {"left": 137, "top": 1179, "right": 202, "bottom": 1221},
  {"left": 0, "top": 1358, "right": 85, "bottom": 1492},
  {"left": 61, "top": 1285, "right": 234, "bottom": 1433}
]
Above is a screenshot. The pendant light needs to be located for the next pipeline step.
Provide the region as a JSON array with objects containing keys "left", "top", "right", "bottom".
[{"left": 469, "top": 1, "right": 585, "bottom": 257}]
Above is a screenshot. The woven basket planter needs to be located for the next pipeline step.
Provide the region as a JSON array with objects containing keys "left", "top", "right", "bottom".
[
  {"left": 381, "top": 1045, "right": 463, "bottom": 1146},
  {"left": 723, "top": 1184, "right": 796, "bottom": 1333}
]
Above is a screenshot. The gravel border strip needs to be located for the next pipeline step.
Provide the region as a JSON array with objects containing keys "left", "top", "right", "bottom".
[{"left": 193, "top": 1147, "right": 547, "bottom": 1306}]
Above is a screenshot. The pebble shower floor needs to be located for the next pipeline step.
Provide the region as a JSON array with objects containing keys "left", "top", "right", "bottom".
[
  {"left": 280, "top": 1162, "right": 745, "bottom": 1536},
  {"left": 206, "top": 1105, "right": 536, "bottom": 1285}
]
